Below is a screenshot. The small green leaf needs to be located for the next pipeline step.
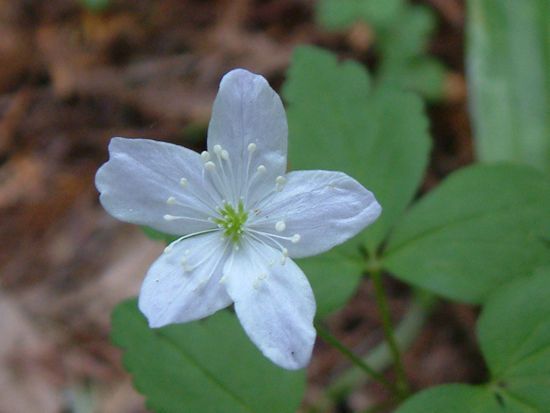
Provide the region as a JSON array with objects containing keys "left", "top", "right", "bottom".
[
  {"left": 397, "top": 268, "right": 550, "bottom": 412},
  {"left": 298, "top": 241, "right": 365, "bottom": 319},
  {"left": 383, "top": 164, "right": 550, "bottom": 303},
  {"left": 468, "top": 0, "right": 550, "bottom": 174},
  {"left": 112, "top": 300, "right": 305, "bottom": 413},
  {"left": 141, "top": 226, "right": 179, "bottom": 244},
  {"left": 283, "top": 46, "right": 431, "bottom": 253},
  {"left": 316, "top": 0, "right": 404, "bottom": 30},
  {"left": 78, "top": 0, "right": 110, "bottom": 12}
]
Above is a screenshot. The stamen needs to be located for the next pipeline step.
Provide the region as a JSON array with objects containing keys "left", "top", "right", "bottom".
[
  {"left": 275, "top": 175, "right": 286, "bottom": 191},
  {"left": 179, "top": 177, "right": 188, "bottom": 188},
  {"left": 275, "top": 220, "right": 286, "bottom": 232},
  {"left": 166, "top": 196, "right": 177, "bottom": 205},
  {"left": 221, "top": 149, "right": 229, "bottom": 160},
  {"left": 201, "top": 151, "right": 210, "bottom": 162},
  {"left": 257, "top": 165, "right": 266, "bottom": 173},
  {"left": 204, "top": 161, "right": 216, "bottom": 171},
  {"left": 253, "top": 273, "right": 268, "bottom": 290},
  {"left": 248, "top": 143, "right": 257, "bottom": 152},
  {"left": 213, "top": 144, "right": 222, "bottom": 155},
  {"left": 291, "top": 234, "right": 301, "bottom": 243}
]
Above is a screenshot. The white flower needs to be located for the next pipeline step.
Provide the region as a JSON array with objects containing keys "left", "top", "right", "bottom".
[{"left": 95, "top": 69, "right": 381, "bottom": 370}]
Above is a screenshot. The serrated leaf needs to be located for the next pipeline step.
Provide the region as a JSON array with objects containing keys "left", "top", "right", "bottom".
[
  {"left": 397, "top": 269, "right": 550, "bottom": 413},
  {"left": 112, "top": 300, "right": 305, "bottom": 413},
  {"left": 383, "top": 164, "right": 550, "bottom": 304},
  {"left": 468, "top": 0, "right": 550, "bottom": 174},
  {"left": 283, "top": 45, "right": 430, "bottom": 253},
  {"left": 316, "top": 0, "right": 404, "bottom": 30}
]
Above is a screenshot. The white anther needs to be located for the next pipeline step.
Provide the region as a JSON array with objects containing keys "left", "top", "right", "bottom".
[
  {"left": 221, "top": 149, "right": 229, "bottom": 160},
  {"left": 205, "top": 161, "right": 216, "bottom": 171},
  {"left": 257, "top": 165, "right": 266, "bottom": 173},
  {"left": 291, "top": 234, "right": 301, "bottom": 243},
  {"left": 163, "top": 214, "right": 177, "bottom": 221},
  {"left": 275, "top": 175, "right": 286, "bottom": 191},
  {"left": 253, "top": 275, "right": 266, "bottom": 290},
  {"left": 181, "top": 258, "right": 192, "bottom": 273},
  {"left": 248, "top": 143, "right": 257, "bottom": 152},
  {"left": 166, "top": 196, "right": 177, "bottom": 205},
  {"left": 213, "top": 144, "right": 222, "bottom": 155},
  {"left": 275, "top": 220, "right": 286, "bottom": 232},
  {"left": 201, "top": 151, "right": 210, "bottom": 162}
]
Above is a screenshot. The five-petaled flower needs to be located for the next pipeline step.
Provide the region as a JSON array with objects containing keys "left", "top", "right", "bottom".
[{"left": 95, "top": 69, "right": 381, "bottom": 370}]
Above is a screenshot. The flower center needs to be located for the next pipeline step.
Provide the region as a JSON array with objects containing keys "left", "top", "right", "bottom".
[{"left": 214, "top": 201, "right": 248, "bottom": 242}]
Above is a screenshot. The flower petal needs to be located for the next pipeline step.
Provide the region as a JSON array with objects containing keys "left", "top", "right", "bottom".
[
  {"left": 139, "top": 232, "right": 232, "bottom": 327},
  {"left": 222, "top": 239, "right": 316, "bottom": 370},
  {"left": 250, "top": 170, "right": 381, "bottom": 258},
  {"left": 96, "top": 137, "right": 220, "bottom": 235},
  {"left": 207, "top": 69, "right": 287, "bottom": 203}
]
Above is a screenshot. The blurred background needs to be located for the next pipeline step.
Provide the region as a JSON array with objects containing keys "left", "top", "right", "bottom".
[{"left": 0, "top": 0, "right": 483, "bottom": 412}]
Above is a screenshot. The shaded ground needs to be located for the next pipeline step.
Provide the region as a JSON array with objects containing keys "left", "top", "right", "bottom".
[{"left": 0, "top": 0, "right": 479, "bottom": 412}]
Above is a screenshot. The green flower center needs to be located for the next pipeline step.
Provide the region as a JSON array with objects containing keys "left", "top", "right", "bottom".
[{"left": 214, "top": 201, "right": 248, "bottom": 242}]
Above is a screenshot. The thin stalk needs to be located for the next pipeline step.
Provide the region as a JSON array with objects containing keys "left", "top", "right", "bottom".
[
  {"left": 315, "top": 321, "right": 399, "bottom": 395},
  {"left": 328, "top": 293, "right": 435, "bottom": 397},
  {"left": 371, "top": 268, "right": 409, "bottom": 396}
]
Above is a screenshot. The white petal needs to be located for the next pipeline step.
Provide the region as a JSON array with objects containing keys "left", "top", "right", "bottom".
[
  {"left": 96, "top": 138, "right": 220, "bottom": 235},
  {"left": 223, "top": 239, "right": 316, "bottom": 370},
  {"left": 139, "top": 232, "right": 232, "bottom": 327},
  {"left": 250, "top": 170, "right": 381, "bottom": 258},
  {"left": 207, "top": 69, "right": 287, "bottom": 203}
]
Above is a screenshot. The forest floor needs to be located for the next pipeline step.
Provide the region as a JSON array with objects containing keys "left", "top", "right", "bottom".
[{"left": 0, "top": 0, "right": 483, "bottom": 412}]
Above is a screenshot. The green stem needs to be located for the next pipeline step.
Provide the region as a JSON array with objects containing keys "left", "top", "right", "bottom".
[
  {"left": 371, "top": 268, "right": 409, "bottom": 396},
  {"left": 315, "top": 321, "right": 399, "bottom": 395},
  {"left": 331, "top": 292, "right": 436, "bottom": 397}
]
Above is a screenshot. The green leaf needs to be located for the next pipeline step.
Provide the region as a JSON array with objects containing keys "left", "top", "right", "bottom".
[
  {"left": 141, "top": 226, "right": 179, "bottom": 244},
  {"left": 478, "top": 266, "right": 550, "bottom": 411},
  {"left": 376, "top": 6, "right": 445, "bottom": 100},
  {"left": 112, "top": 300, "right": 305, "bottom": 413},
  {"left": 316, "top": 0, "right": 404, "bottom": 30},
  {"left": 397, "top": 269, "right": 550, "bottom": 412},
  {"left": 378, "top": 5, "right": 436, "bottom": 63},
  {"left": 468, "top": 0, "right": 550, "bottom": 174},
  {"left": 78, "top": 0, "right": 110, "bottom": 12},
  {"left": 380, "top": 56, "right": 446, "bottom": 101},
  {"left": 395, "top": 384, "right": 501, "bottom": 413},
  {"left": 383, "top": 164, "right": 550, "bottom": 303},
  {"left": 283, "top": 45, "right": 431, "bottom": 253},
  {"left": 298, "top": 241, "right": 365, "bottom": 319}
]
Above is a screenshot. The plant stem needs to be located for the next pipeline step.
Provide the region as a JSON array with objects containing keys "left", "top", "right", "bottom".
[
  {"left": 315, "top": 321, "right": 399, "bottom": 395},
  {"left": 328, "top": 293, "right": 435, "bottom": 397},
  {"left": 371, "top": 268, "right": 409, "bottom": 396}
]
